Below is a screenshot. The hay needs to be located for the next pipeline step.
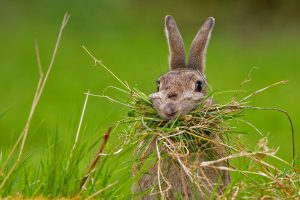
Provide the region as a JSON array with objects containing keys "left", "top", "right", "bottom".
[
  {"left": 122, "top": 87, "right": 299, "bottom": 199},
  {"left": 82, "top": 48, "right": 299, "bottom": 199}
]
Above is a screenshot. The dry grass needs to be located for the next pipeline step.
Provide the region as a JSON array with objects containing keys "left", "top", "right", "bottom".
[
  {"left": 0, "top": 13, "right": 70, "bottom": 191},
  {"left": 124, "top": 86, "right": 299, "bottom": 198},
  {"left": 1, "top": 31, "right": 298, "bottom": 199},
  {"left": 81, "top": 47, "right": 299, "bottom": 198}
]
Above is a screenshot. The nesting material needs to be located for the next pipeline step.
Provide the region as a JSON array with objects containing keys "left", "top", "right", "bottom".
[
  {"left": 82, "top": 32, "right": 298, "bottom": 199},
  {"left": 122, "top": 88, "right": 299, "bottom": 199}
]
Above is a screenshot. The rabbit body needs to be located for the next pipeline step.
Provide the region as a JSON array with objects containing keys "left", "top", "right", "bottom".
[{"left": 133, "top": 136, "right": 230, "bottom": 199}]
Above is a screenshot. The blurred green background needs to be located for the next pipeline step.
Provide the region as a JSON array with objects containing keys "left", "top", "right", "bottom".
[{"left": 0, "top": 0, "right": 299, "bottom": 163}]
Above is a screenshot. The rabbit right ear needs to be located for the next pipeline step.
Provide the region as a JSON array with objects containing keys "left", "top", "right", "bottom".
[
  {"left": 188, "top": 17, "right": 215, "bottom": 75},
  {"left": 165, "top": 15, "right": 186, "bottom": 70}
]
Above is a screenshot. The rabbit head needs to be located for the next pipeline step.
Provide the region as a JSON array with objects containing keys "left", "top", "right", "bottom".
[{"left": 150, "top": 16, "right": 215, "bottom": 120}]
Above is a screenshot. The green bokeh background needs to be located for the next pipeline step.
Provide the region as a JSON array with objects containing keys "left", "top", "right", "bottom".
[{"left": 0, "top": 0, "right": 299, "bottom": 164}]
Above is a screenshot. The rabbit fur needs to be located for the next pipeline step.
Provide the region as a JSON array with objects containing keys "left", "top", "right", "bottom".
[{"left": 133, "top": 15, "right": 230, "bottom": 199}]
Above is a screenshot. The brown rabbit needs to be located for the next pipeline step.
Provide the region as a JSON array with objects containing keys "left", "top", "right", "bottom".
[{"left": 133, "top": 16, "right": 230, "bottom": 199}]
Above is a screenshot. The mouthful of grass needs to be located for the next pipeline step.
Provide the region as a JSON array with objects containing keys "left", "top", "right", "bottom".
[{"left": 84, "top": 48, "right": 300, "bottom": 198}]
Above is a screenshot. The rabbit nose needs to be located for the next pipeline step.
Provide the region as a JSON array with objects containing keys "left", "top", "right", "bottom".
[
  {"left": 165, "top": 103, "right": 177, "bottom": 115},
  {"left": 167, "top": 92, "right": 178, "bottom": 99}
]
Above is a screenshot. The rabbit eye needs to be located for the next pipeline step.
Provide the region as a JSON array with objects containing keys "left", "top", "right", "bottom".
[
  {"left": 156, "top": 80, "right": 160, "bottom": 91},
  {"left": 195, "top": 80, "right": 202, "bottom": 92}
]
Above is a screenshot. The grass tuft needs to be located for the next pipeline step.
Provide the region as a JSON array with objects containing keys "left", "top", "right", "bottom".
[
  {"left": 117, "top": 82, "right": 299, "bottom": 199},
  {"left": 0, "top": 29, "right": 299, "bottom": 199}
]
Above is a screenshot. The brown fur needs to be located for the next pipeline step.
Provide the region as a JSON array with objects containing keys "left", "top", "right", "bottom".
[
  {"left": 133, "top": 136, "right": 230, "bottom": 199},
  {"left": 134, "top": 16, "right": 230, "bottom": 199},
  {"left": 165, "top": 16, "right": 186, "bottom": 70},
  {"left": 188, "top": 17, "right": 215, "bottom": 73},
  {"left": 150, "top": 69, "right": 206, "bottom": 120}
]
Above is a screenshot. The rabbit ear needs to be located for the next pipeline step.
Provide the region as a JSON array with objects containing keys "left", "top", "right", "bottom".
[
  {"left": 188, "top": 17, "right": 215, "bottom": 74},
  {"left": 165, "top": 15, "right": 186, "bottom": 70}
]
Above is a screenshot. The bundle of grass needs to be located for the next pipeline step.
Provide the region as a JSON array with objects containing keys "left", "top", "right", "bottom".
[
  {"left": 82, "top": 48, "right": 299, "bottom": 199},
  {"left": 129, "top": 91, "right": 232, "bottom": 199},
  {"left": 123, "top": 86, "right": 299, "bottom": 199}
]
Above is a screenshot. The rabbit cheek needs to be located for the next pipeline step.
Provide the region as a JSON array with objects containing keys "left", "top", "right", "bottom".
[
  {"left": 179, "top": 102, "right": 196, "bottom": 115},
  {"left": 192, "top": 92, "right": 204, "bottom": 101},
  {"left": 178, "top": 94, "right": 203, "bottom": 115},
  {"left": 183, "top": 92, "right": 203, "bottom": 101},
  {"left": 151, "top": 99, "right": 162, "bottom": 111}
]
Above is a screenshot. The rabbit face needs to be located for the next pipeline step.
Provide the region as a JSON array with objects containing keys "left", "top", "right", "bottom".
[
  {"left": 150, "top": 69, "right": 206, "bottom": 120},
  {"left": 150, "top": 16, "right": 214, "bottom": 120}
]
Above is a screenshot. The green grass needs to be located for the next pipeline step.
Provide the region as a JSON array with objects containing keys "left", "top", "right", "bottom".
[
  {"left": 1, "top": 1, "right": 300, "bottom": 199},
  {"left": 1, "top": 39, "right": 298, "bottom": 198}
]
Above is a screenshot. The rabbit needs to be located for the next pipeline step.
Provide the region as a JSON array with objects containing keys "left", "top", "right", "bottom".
[{"left": 133, "top": 16, "right": 230, "bottom": 199}]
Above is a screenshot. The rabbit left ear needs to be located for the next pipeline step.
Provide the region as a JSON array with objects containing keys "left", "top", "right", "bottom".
[
  {"left": 188, "top": 17, "right": 215, "bottom": 75},
  {"left": 165, "top": 15, "right": 186, "bottom": 70}
]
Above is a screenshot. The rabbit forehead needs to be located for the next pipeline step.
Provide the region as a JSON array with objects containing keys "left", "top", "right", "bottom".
[{"left": 160, "top": 70, "right": 204, "bottom": 88}]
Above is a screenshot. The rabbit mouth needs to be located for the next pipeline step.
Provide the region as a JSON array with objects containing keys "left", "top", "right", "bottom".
[
  {"left": 163, "top": 103, "right": 178, "bottom": 120},
  {"left": 164, "top": 109, "right": 180, "bottom": 120},
  {"left": 165, "top": 112, "right": 177, "bottom": 119}
]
